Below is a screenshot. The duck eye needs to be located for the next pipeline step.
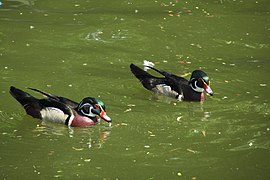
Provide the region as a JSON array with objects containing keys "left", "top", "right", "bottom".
[
  {"left": 95, "top": 104, "right": 100, "bottom": 109},
  {"left": 197, "top": 78, "right": 204, "bottom": 87},
  {"left": 83, "top": 106, "right": 89, "bottom": 113},
  {"left": 79, "top": 103, "right": 92, "bottom": 115}
]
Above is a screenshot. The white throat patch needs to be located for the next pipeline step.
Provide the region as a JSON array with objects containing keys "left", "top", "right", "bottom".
[{"left": 78, "top": 103, "right": 96, "bottom": 118}]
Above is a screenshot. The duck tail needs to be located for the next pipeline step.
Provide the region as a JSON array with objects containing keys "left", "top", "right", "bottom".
[
  {"left": 130, "top": 63, "right": 155, "bottom": 80},
  {"left": 10, "top": 86, "right": 41, "bottom": 118},
  {"left": 130, "top": 63, "right": 166, "bottom": 90},
  {"left": 10, "top": 86, "right": 36, "bottom": 106},
  {"left": 143, "top": 65, "right": 172, "bottom": 78}
]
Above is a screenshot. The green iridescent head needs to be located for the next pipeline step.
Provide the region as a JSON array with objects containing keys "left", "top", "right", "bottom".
[
  {"left": 77, "top": 97, "right": 111, "bottom": 122},
  {"left": 190, "top": 70, "right": 210, "bottom": 85},
  {"left": 189, "top": 70, "right": 213, "bottom": 96}
]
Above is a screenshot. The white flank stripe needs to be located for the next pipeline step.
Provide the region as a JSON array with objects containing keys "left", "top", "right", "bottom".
[
  {"left": 40, "top": 107, "right": 68, "bottom": 124},
  {"left": 68, "top": 114, "right": 75, "bottom": 126}
]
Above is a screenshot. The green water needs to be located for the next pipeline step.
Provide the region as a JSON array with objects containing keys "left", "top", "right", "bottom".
[{"left": 0, "top": 0, "right": 270, "bottom": 179}]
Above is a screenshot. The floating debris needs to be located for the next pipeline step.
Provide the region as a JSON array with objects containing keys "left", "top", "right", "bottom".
[
  {"left": 127, "top": 104, "right": 136, "bottom": 107},
  {"left": 176, "top": 116, "right": 182, "bottom": 122},
  {"left": 72, "top": 147, "right": 84, "bottom": 151},
  {"left": 124, "top": 108, "right": 132, "bottom": 113},
  {"left": 201, "top": 130, "right": 206, "bottom": 137},
  {"left": 187, "top": 148, "right": 199, "bottom": 154},
  {"left": 84, "top": 159, "right": 91, "bottom": 162},
  {"left": 222, "top": 96, "right": 228, "bottom": 100}
]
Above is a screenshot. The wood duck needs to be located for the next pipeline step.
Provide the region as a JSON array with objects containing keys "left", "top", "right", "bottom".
[
  {"left": 130, "top": 63, "right": 214, "bottom": 101},
  {"left": 9, "top": 86, "right": 112, "bottom": 127}
]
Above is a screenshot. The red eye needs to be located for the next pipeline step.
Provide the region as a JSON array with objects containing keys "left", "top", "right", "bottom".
[{"left": 95, "top": 104, "right": 100, "bottom": 108}]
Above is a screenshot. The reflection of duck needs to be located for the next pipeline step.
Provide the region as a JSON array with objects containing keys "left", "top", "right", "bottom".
[
  {"left": 9, "top": 86, "right": 111, "bottom": 127},
  {"left": 130, "top": 63, "right": 213, "bottom": 101},
  {"left": 32, "top": 122, "right": 112, "bottom": 149}
]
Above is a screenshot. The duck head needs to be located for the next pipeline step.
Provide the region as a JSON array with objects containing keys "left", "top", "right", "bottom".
[
  {"left": 77, "top": 97, "right": 112, "bottom": 123},
  {"left": 189, "top": 70, "right": 214, "bottom": 96}
]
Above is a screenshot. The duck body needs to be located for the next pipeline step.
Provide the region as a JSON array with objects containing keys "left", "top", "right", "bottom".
[
  {"left": 9, "top": 86, "right": 111, "bottom": 127},
  {"left": 130, "top": 63, "right": 213, "bottom": 101}
]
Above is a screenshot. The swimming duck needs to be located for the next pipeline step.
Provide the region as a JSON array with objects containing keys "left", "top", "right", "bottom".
[
  {"left": 9, "top": 86, "right": 112, "bottom": 127},
  {"left": 130, "top": 63, "right": 213, "bottom": 101}
]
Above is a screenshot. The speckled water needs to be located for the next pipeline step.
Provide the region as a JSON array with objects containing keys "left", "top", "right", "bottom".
[{"left": 0, "top": 0, "right": 270, "bottom": 179}]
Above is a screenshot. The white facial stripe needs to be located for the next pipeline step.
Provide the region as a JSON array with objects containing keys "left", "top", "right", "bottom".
[
  {"left": 80, "top": 103, "right": 96, "bottom": 117},
  {"left": 190, "top": 79, "right": 204, "bottom": 93},
  {"left": 195, "top": 81, "right": 204, "bottom": 92}
]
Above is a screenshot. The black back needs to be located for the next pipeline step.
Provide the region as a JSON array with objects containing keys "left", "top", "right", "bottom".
[{"left": 130, "top": 63, "right": 188, "bottom": 94}]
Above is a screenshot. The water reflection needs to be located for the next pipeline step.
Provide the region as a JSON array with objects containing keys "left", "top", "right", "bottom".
[{"left": 32, "top": 122, "right": 112, "bottom": 149}]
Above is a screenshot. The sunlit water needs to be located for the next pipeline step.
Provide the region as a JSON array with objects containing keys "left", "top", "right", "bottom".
[{"left": 0, "top": 0, "right": 270, "bottom": 179}]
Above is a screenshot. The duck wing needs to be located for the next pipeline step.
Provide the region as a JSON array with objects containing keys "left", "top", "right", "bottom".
[
  {"left": 28, "top": 87, "right": 79, "bottom": 108},
  {"left": 10, "top": 86, "right": 74, "bottom": 122},
  {"left": 144, "top": 65, "right": 188, "bottom": 94}
]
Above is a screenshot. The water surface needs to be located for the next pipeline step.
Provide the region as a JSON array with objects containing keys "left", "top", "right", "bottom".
[{"left": 0, "top": 0, "right": 270, "bottom": 179}]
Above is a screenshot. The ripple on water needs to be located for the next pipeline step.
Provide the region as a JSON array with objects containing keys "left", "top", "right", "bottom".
[{"left": 83, "top": 29, "right": 132, "bottom": 43}]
